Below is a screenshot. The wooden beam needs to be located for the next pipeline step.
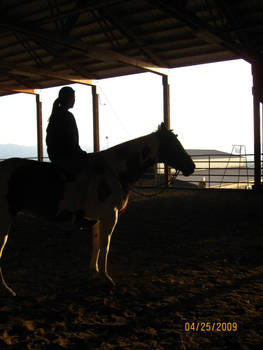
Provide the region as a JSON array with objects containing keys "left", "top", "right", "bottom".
[
  {"left": 0, "top": 63, "right": 96, "bottom": 86},
  {"left": 0, "top": 86, "right": 38, "bottom": 94}
]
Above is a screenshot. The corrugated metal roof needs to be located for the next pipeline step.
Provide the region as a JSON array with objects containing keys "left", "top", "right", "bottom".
[{"left": 0, "top": 0, "right": 262, "bottom": 95}]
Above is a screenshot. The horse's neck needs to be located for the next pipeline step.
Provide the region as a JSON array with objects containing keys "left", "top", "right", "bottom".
[{"left": 103, "top": 132, "right": 159, "bottom": 186}]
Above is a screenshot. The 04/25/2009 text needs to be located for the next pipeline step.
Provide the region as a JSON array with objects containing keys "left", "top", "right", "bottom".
[{"left": 185, "top": 322, "right": 238, "bottom": 332}]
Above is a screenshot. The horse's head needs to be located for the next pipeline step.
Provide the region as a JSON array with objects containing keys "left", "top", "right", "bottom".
[{"left": 157, "top": 123, "right": 195, "bottom": 176}]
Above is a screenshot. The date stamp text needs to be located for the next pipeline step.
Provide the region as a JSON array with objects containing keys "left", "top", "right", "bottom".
[{"left": 185, "top": 322, "right": 238, "bottom": 332}]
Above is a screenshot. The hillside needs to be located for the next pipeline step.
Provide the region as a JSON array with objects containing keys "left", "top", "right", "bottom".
[
  {"left": 0, "top": 144, "right": 92, "bottom": 160},
  {"left": 0, "top": 144, "right": 39, "bottom": 159}
]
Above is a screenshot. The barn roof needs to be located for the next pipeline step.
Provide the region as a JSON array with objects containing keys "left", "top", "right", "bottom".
[
  {"left": 187, "top": 149, "right": 232, "bottom": 158},
  {"left": 0, "top": 0, "right": 262, "bottom": 96}
]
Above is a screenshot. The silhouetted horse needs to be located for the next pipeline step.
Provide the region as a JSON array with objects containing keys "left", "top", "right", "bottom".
[{"left": 0, "top": 123, "right": 195, "bottom": 296}]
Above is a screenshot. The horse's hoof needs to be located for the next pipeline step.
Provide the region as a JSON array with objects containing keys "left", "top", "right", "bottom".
[
  {"left": 88, "top": 272, "right": 115, "bottom": 288},
  {"left": 0, "top": 285, "right": 16, "bottom": 297},
  {"left": 106, "top": 275, "right": 116, "bottom": 287}
]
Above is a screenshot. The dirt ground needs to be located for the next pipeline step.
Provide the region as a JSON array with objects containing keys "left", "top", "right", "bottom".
[{"left": 0, "top": 189, "right": 263, "bottom": 349}]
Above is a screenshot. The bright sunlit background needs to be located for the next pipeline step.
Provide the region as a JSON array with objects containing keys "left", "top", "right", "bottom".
[{"left": 0, "top": 59, "right": 253, "bottom": 158}]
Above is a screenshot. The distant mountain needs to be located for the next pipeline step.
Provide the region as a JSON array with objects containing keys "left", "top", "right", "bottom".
[
  {"left": 0, "top": 144, "right": 92, "bottom": 160},
  {"left": 0, "top": 144, "right": 42, "bottom": 160}
]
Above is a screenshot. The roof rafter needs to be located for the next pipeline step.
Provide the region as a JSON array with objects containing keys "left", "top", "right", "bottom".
[
  {"left": 36, "top": 0, "right": 123, "bottom": 27},
  {"left": 63, "top": 0, "right": 88, "bottom": 36},
  {"left": 14, "top": 32, "right": 44, "bottom": 66},
  {"left": 91, "top": 8, "right": 122, "bottom": 51},
  {"left": 0, "top": 17, "right": 168, "bottom": 76},
  {"left": 6, "top": 71, "right": 39, "bottom": 88},
  {"left": 213, "top": 0, "right": 250, "bottom": 49},
  {"left": 28, "top": 36, "right": 99, "bottom": 80},
  {"left": 0, "top": 62, "right": 96, "bottom": 86},
  {"left": 97, "top": 7, "right": 166, "bottom": 67},
  {"left": 0, "top": 85, "right": 39, "bottom": 94},
  {"left": 148, "top": 0, "right": 261, "bottom": 64}
]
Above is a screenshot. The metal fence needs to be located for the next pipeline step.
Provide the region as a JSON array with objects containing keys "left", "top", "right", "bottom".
[
  {"left": 136, "top": 153, "right": 259, "bottom": 190},
  {"left": 0, "top": 153, "right": 260, "bottom": 190}
]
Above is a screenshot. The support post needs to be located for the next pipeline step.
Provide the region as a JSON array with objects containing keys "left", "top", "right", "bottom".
[
  {"left": 163, "top": 75, "right": 171, "bottom": 187},
  {"left": 36, "top": 93, "right": 43, "bottom": 161},
  {"left": 92, "top": 85, "right": 100, "bottom": 152},
  {"left": 252, "top": 64, "right": 262, "bottom": 189},
  {"left": 162, "top": 75, "right": 170, "bottom": 129}
]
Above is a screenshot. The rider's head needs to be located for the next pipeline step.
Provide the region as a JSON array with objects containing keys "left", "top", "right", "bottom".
[{"left": 58, "top": 86, "right": 75, "bottom": 109}]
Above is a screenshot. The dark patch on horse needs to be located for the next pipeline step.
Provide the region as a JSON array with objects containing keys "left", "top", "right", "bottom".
[
  {"left": 116, "top": 143, "right": 131, "bottom": 158},
  {"left": 7, "top": 161, "right": 64, "bottom": 218},
  {"left": 142, "top": 145, "right": 151, "bottom": 160},
  {"left": 118, "top": 150, "right": 156, "bottom": 190},
  {"left": 97, "top": 180, "right": 112, "bottom": 202},
  {"left": 118, "top": 152, "right": 141, "bottom": 187},
  {"left": 92, "top": 158, "right": 105, "bottom": 175},
  {"left": 143, "top": 157, "right": 156, "bottom": 169},
  {"left": 125, "top": 152, "right": 142, "bottom": 182}
]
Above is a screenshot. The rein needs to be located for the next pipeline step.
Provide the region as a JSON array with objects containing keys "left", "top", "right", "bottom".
[{"left": 130, "top": 169, "right": 180, "bottom": 199}]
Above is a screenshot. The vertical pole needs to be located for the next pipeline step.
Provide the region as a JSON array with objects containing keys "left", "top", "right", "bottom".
[
  {"left": 208, "top": 155, "right": 211, "bottom": 188},
  {"left": 162, "top": 75, "right": 170, "bottom": 129},
  {"left": 92, "top": 85, "right": 100, "bottom": 152},
  {"left": 253, "top": 95, "right": 261, "bottom": 187},
  {"left": 252, "top": 64, "right": 261, "bottom": 189},
  {"left": 163, "top": 75, "right": 170, "bottom": 187},
  {"left": 36, "top": 93, "right": 43, "bottom": 161}
]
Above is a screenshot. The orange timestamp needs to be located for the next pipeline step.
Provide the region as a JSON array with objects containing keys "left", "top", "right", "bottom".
[{"left": 185, "top": 321, "right": 238, "bottom": 332}]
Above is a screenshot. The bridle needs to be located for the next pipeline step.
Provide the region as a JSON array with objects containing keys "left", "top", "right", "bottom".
[
  {"left": 173, "top": 169, "right": 180, "bottom": 178},
  {"left": 130, "top": 167, "right": 181, "bottom": 198}
]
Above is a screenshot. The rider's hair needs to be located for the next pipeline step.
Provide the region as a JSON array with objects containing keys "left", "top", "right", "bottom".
[{"left": 50, "top": 86, "right": 75, "bottom": 117}]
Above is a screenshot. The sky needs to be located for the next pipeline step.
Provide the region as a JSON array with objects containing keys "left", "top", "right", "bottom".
[{"left": 0, "top": 58, "right": 254, "bottom": 157}]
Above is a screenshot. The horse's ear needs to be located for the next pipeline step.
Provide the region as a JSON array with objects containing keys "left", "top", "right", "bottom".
[{"left": 158, "top": 122, "right": 167, "bottom": 131}]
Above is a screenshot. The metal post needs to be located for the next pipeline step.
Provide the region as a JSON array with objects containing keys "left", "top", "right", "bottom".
[
  {"left": 252, "top": 64, "right": 261, "bottom": 189},
  {"left": 36, "top": 93, "right": 43, "bottom": 161},
  {"left": 163, "top": 75, "right": 170, "bottom": 187},
  {"left": 92, "top": 85, "right": 100, "bottom": 152}
]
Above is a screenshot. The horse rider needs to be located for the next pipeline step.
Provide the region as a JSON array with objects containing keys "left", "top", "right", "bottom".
[{"left": 46, "top": 86, "right": 88, "bottom": 177}]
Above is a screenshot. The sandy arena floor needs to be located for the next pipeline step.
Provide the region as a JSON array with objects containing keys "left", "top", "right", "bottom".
[{"left": 0, "top": 189, "right": 263, "bottom": 349}]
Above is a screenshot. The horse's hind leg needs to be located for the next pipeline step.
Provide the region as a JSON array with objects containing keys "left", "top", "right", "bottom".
[
  {"left": 89, "top": 208, "right": 118, "bottom": 285},
  {"left": 98, "top": 208, "right": 118, "bottom": 285},
  {"left": 0, "top": 229, "right": 16, "bottom": 297}
]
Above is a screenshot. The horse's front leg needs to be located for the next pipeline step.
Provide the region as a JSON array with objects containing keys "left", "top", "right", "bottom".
[
  {"left": 0, "top": 232, "right": 16, "bottom": 297},
  {"left": 89, "top": 208, "right": 118, "bottom": 285},
  {"left": 89, "top": 221, "right": 100, "bottom": 274}
]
